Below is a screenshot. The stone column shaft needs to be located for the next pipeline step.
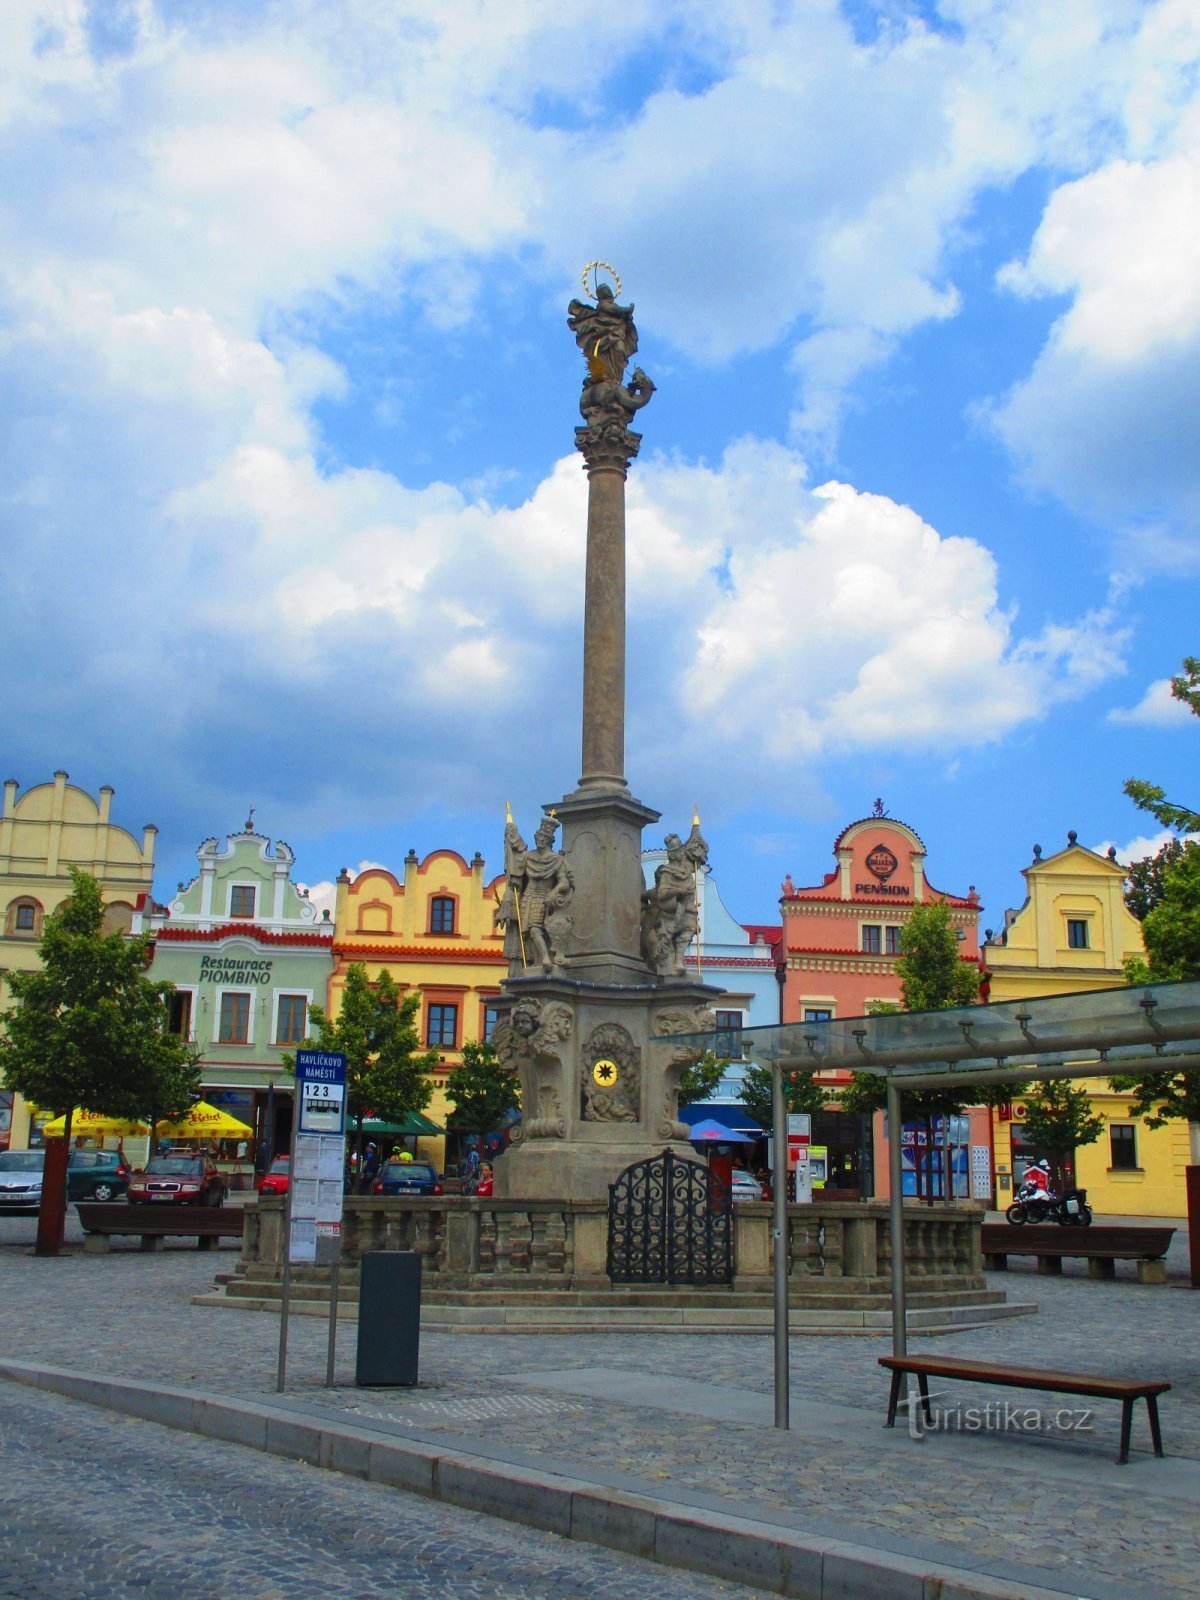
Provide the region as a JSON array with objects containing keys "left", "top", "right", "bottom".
[{"left": 580, "top": 462, "right": 627, "bottom": 789}]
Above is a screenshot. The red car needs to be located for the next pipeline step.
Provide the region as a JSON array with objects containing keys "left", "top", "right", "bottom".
[
  {"left": 127, "top": 1154, "right": 226, "bottom": 1207},
  {"left": 256, "top": 1156, "right": 290, "bottom": 1196}
]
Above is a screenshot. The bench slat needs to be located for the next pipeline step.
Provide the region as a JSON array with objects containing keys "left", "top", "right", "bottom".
[{"left": 879, "top": 1354, "right": 1170, "bottom": 1400}]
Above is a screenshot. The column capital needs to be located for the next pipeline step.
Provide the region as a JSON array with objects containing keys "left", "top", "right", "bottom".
[{"left": 575, "top": 420, "right": 642, "bottom": 474}]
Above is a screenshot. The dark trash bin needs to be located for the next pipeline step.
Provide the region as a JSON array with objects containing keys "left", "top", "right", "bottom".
[{"left": 355, "top": 1250, "right": 420, "bottom": 1386}]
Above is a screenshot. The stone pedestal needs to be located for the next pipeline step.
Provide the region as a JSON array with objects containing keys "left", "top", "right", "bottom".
[{"left": 492, "top": 968, "right": 724, "bottom": 1202}]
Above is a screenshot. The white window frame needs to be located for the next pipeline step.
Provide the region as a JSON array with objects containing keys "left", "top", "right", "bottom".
[
  {"left": 168, "top": 985, "right": 198, "bottom": 1043},
  {"left": 227, "top": 880, "right": 259, "bottom": 920},
  {"left": 215, "top": 988, "right": 255, "bottom": 1046},
  {"left": 273, "top": 989, "right": 313, "bottom": 1046}
]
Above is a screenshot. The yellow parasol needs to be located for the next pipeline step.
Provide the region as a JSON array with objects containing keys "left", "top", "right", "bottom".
[
  {"left": 155, "top": 1100, "right": 253, "bottom": 1140},
  {"left": 39, "top": 1109, "right": 151, "bottom": 1139}
]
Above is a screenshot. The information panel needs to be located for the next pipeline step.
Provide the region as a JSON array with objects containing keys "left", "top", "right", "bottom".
[{"left": 289, "top": 1051, "right": 347, "bottom": 1265}]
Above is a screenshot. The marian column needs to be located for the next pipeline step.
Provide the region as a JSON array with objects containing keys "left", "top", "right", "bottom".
[{"left": 491, "top": 267, "right": 725, "bottom": 1202}]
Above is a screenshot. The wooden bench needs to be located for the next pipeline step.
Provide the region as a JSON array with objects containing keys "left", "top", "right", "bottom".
[
  {"left": 981, "top": 1223, "right": 1175, "bottom": 1283},
  {"left": 880, "top": 1354, "right": 1169, "bottom": 1464},
  {"left": 76, "top": 1202, "right": 245, "bottom": 1253}
]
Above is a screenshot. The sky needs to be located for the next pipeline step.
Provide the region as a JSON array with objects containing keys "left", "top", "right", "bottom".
[{"left": 2, "top": 0, "right": 1198, "bottom": 935}]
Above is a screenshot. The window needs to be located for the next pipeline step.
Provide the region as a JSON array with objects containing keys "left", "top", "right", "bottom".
[
  {"left": 8, "top": 899, "right": 40, "bottom": 937},
  {"left": 1110, "top": 1123, "right": 1137, "bottom": 1170},
  {"left": 862, "top": 925, "right": 881, "bottom": 954},
  {"left": 167, "top": 992, "right": 193, "bottom": 1038},
  {"left": 483, "top": 1004, "right": 501, "bottom": 1043},
  {"left": 804, "top": 1008, "right": 832, "bottom": 1023},
  {"left": 229, "top": 885, "right": 256, "bottom": 919},
  {"left": 1067, "top": 919, "right": 1089, "bottom": 949},
  {"left": 218, "top": 992, "right": 251, "bottom": 1044},
  {"left": 430, "top": 896, "right": 456, "bottom": 935},
  {"left": 714, "top": 1009, "right": 743, "bottom": 1057},
  {"left": 885, "top": 925, "right": 902, "bottom": 956},
  {"left": 427, "top": 1003, "right": 458, "bottom": 1048},
  {"left": 276, "top": 995, "right": 307, "bottom": 1045}
]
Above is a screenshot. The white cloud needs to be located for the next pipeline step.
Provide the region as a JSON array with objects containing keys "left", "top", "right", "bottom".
[
  {"left": 986, "top": 100, "right": 1200, "bottom": 558},
  {"left": 1096, "top": 828, "right": 1197, "bottom": 864},
  {"left": 1108, "top": 678, "right": 1196, "bottom": 726},
  {"left": 680, "top": 472, "right": 1127, "bottom": 759}
]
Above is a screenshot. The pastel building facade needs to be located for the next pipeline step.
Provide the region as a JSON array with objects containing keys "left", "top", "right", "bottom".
[
  {"left": 983, "top": 835, "right": 1184, "bottom": 1217},
  {"left": 139, "top": 825, "right": 333, "bottom": 1164},
  {"left": 780, "top": 812, "right": 988, "bottom": 1200},
  {"left": 0, "top": 772, "right": 157, "bottom": 1150},
  {"left": 329, "top": 849, "right": 509, "bottom": 1168}
]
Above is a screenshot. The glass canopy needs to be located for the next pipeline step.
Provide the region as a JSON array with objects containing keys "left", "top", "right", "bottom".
[{"left": 657, "top": 979, "right": 1200, "bottom": 1092}]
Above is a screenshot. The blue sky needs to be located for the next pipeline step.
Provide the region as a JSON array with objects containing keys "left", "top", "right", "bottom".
[{"left": 2, "top": 0, "right": 1198, "bottom": 934}]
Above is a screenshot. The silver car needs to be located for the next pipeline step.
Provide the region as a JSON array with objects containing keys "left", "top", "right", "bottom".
[
  {"left": 730, "top": 1168, "right": 764, "bottom": 1202},
  {"left": 0, "top": 1150, "right": 45, "bottom": 1209}
]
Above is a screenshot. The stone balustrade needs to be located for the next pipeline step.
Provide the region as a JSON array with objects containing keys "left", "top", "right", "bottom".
[{"left": 245, "top": 1197, "right": 984, "bottom": 1291}]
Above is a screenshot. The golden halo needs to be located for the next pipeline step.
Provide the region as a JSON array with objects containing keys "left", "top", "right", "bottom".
[
  {"left": 592, "top": 1058, "right": 619, "bottom": 1087},
  {"left": 580, "top": 260, "right": 622, "bottom": 302}
]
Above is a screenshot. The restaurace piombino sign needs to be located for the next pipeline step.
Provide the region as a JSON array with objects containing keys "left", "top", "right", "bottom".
[{"left": 198, "top": 955, "right": 274, "bottom": 984}]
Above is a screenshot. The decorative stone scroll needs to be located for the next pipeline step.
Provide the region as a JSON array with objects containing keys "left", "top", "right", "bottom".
[
  {"left": 492, "top": 996, "right": 573, "bottom": 1141},
  {"left": 653, "top": 1005, "right": 716, "bottom": 1140},
  {"left": 580, "top": 1022, "right": 640, "bottom": 1122}
]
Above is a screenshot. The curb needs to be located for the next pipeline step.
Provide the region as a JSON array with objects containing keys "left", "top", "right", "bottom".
[{"left": 0, "top": 1359, "right": 1086, "bottom": 1600}]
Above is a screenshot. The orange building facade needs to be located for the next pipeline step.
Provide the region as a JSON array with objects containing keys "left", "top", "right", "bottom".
[
  {"left": 779, "top": 811, "right": 989, "bottom": 1201},
  {"left": 329, "top": 849, "right": 509, "bottom": 1169}
]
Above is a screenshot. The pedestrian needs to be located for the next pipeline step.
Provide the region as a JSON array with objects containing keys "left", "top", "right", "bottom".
[{"left": 360, "top": 1142, "right": 380, "bottom": 1192}]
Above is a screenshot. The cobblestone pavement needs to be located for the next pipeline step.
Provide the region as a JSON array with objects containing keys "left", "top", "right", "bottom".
[
  {"left": 2, "top": 1213, "right": 1198, "bottom": 1599},
  {"left": 0, "top": 1383, "right": 767, "bottom": 1600}
]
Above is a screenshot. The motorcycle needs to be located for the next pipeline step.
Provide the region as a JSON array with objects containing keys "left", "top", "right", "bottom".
[{"left": 1005, "top": 1181, "right": 1093, "bottom": 1227}]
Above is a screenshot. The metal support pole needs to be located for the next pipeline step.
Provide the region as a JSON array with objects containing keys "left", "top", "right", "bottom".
[
  {"left": 887, "top": 1079, "right": 906, "bottom": 1358},
  {"left": 325, "top": 1259, "right": 340, "bottom": 1386},
  {"left": 772, "top": 1061, "right": 789, "bottom": 1429},
  {"left": 277, "top": 1170, "right": 295, "bottom": 1393}
]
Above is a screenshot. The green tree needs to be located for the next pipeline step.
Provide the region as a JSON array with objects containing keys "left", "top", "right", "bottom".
[
  {"left": 295, "top": 963, "right": 438, "bottom": 1174},
  {"left": 896, "top": 899, "right": 981, "bottom": 1012},
  {"left": 1019, "top": 1080, "right": 1105, "bottom": 1193},
  {"left": 678, "top": 1048, "right": 726, "bottom": 1109},
  {"left": 444, "top": 1039, "right": 519, "bottom": 1141},
  {"left": 1124, "top": 837, "right": 1184, "bottom": 922},
  {"left": 737, "top": 1061, "right": 827, "bottom": 1130},
  {"left": 0, "top": 869, "right": 201, "bottom": 1255}
]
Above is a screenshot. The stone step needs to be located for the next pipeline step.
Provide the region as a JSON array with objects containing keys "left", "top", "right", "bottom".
[
  {"left": 217, "top": 1270, "right": 1003, "bottom": 1312},
  {"left": 190, "top": 1288, "right": 1035, "bottom": 1334}
]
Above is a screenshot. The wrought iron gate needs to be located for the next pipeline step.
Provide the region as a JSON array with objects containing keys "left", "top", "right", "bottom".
[{"left": 606, "top": 1148, "right": 734, "bottom": 1285}]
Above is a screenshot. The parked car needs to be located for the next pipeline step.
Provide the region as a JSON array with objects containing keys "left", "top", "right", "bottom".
[
  {"left": 372, "top": 1159, "right": 443, "bottom": 1197},
  {"left": 0, "top": 1148, "right": 132, "bottom": 1209},
  {"left": 127, "top": 1154, "right": 226, "bottom": 1207},
  {"left": 0, "top": 1150, "right": 47, "bottom": 1210},
  {"left": 66, "top": 1149, "right": 131, "bottom": 1201},
  {"left": 256, "top": 1156, "right": 290, "bottom": 1197},
  {"left": 730, "top": 1168, "right": 765, "bottom": 1202}
]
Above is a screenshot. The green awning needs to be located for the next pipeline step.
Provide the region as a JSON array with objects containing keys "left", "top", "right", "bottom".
[{"left": 358, "top": 1111, "right": 445, "bottom": 1137}]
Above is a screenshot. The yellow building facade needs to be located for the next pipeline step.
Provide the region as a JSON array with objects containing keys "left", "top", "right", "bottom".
[
  {"left": 0, "top": 771, "right": 158, "bottom": 1150},
  {"left": 983, "top": 834, "right": 1185, "bottom": 1217},
  {"left": 329, "top": 849, "right": 509, "bottom": 1171}
]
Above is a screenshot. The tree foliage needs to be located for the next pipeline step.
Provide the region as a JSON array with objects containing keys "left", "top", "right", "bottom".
[
  {"left": 738, "top": 1061, "right": 827, "bottom": 1129},
  {"left": 444, "top": 1039, "right": 519, "bottom": 1132},
  {"left": 896, "top": 900, "right": 981, "bottom": 1012},
  {"left": 1019, "top": 1080, "right": 1105, "bottom": 1187},
  {"left": 296, "top": 964, "right": 437, "bottom": 1146},
  {"left": 0, "top": 869, "right": 200, "bottom": 1120},
  {"left": 678, "top": 1048, "right": 726, "bottom": 1109},
  {"left": 1137, "top": 843, "right": 1200, "bottom": 982},
  {"left": 1124, "top": 837, "right": 1184, "bottom": 922}
]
